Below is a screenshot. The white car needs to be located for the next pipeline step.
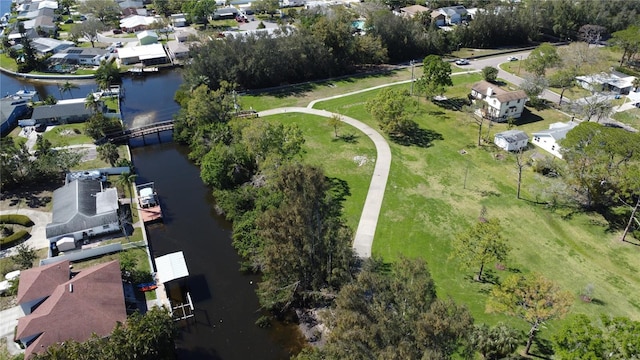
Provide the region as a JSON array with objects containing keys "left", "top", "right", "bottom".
[
  {"left": 507, "top": 56, "right": 518, "bottom": 61},
  {"left": 455, "top": 59, "right": 470, "bottom": 65}
]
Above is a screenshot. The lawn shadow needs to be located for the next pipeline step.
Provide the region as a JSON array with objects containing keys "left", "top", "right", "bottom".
[
  {"left": 331, "top": 133, "right": 359, "bottom": 143},
  {"left": 590, "top": 298, "right": 606, "bottom": 306},
  {"left": 327, "top": 177, "right": 351, "bottom": 206},
  {"left": 513, "top": 108, "right": 545, "bottom": 126},
  {"left": 433, "top": 97, "right": 470, "bottom": 112},
  {"left": 390, "top": 125, "right": 444, "bottom": 148},
  {"left": 530, "top": 337, "right": 554, "bottom": 359}
]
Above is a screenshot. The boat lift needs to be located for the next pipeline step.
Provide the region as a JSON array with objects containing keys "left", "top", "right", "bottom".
[{"left": 155, "top": 251, "right": 195, "bottom": 322}]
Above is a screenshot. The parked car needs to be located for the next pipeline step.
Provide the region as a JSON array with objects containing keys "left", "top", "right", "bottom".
[
  {"left": 79, "top": 15, "right": 87, "bottom": 21},
  {"left": 455, "top": 59, "right": 470, "bottom": 65},
  {"left": 114, "top": 41, "right": 123, "bottom": 48},
  {"left": 35, "top": 123, "right": 47, "bottom": 133},
  {"left": 64, "top": 18, "right": 74, "bottom": 24},
  {"left": 507, "top": 56, "right": 518, "bottom": 61},
  {"left": 112, "top": 28, "right": 123, "bottom": 34}
]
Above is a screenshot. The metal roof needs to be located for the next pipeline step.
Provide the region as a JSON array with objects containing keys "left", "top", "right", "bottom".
[{"left": 155, "top": 251, "right": 189, "bottom": 283}]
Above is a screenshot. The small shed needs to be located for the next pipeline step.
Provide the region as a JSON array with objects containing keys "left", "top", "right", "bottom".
[
  {"left": 137, "top": 30, "right": 159, "bottom": 45},
  {"left": 494, "top": 130, "right": 528, "bottom": 152},
  {"left": 56, "top": 237, "right": 76, "bottom": 252}
]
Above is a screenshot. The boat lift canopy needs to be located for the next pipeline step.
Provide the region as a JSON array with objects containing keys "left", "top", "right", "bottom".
[{"left": 155, "top": 251, "right": 189, "bottom": 284}]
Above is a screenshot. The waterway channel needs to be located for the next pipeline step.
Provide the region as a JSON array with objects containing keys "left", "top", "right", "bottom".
[{"left": 1, "top": 65, "right": 304, "bottom": 358}]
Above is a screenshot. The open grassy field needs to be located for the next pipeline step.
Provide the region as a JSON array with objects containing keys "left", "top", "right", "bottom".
[
  {"left": 42, "top": 123, "right": 93, "bottom": 146},
  {"left": 612, "top": 107, "right": 640, "bottom": 129},
  {"left": 310, "top": 77, "right": 640, "bottom": 343}
]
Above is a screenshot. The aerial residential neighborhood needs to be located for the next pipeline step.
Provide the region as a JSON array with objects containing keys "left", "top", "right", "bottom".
[{"left": 1, "top": 0, "right": 640, "bottom": 359}]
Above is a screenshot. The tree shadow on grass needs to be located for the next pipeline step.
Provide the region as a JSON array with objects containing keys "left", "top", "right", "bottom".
[
  {"left": 331, "top": 133, "right": 359, "bottom": 143},
  {"left": 327, "top": 177, "right": 351, "bottom": 206},
  {"left": 530, "top": 337, "right": 554, "bottom": 359},
  {"left": 390, "top": 125, "right": 444, "bottom": 148},
  {"left": 433, "top": 97, "right": 470, "bottom": 112}
]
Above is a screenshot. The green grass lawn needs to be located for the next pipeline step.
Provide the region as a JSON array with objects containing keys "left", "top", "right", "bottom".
[
  {"left": 612, "top": 107, "right": 640, "bottom": 129},
  {"left": 43, "top": 124, "right": 93, "bottom": 147},
  {"left": 260, "top": 113, "right": 376, "bottom": 230},
  {"left": 0, "top": 53, "right": 18, "bottom": 71},
  {"left": 311, "top": 77, "right": 640, "bottom": 345}
]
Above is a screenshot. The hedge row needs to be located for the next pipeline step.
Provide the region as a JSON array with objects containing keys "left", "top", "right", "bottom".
[
  {"left": 0, "top": 230, "right": 29, "bottom": 246},
  {"left": 0, "top": 214, "right": 34, "bottom": 227}
]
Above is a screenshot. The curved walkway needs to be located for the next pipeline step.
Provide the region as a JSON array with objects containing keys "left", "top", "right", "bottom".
[
  {"left": 0, "top": 209, "right": 52, "bottom": 258},
  {"left": 258, "top": 107, "right": 391, "bottom": 258}
]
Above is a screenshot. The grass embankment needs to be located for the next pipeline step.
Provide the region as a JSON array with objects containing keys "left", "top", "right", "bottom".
[
  {"left": 612, "top": 107, "right": 640, "bottom": 129},
  {"left": 311, "top": 76, "right": 640, "bottom": 342},
  {"left": 259, "top": 113, "right": 376, "bottom": 230}
]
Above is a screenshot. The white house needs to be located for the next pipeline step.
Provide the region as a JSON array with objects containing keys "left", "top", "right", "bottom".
[
  {"left": 49, "top": 47, "right": 110, "bottom": 66},
  {"left": 117, "top": 43, "right": 169, "bottom": 65},
  {"left": 170, "top": 13, "right": 187, "bottom": 27},
  {"left": 531, "top": 121, "right": 578, "bottom": 159},
  {"left": 438, "top": 5, "right": 468, "bottom": 25},
  {"left": 576, "top": 71, "right": 636, "bottom": 95},
  {"left": 471, "top": 81, "right": 528, "bottom": 122},
  {"left": 494, "top": 129, "right": 529, "bottom": 151},
  {"left": 137, "top": 30, "right": 158, "bottom": 45},
  {"left": 45, "top": 180, "right": 120, "bottom": 244},
  {"left": 30, "top": 37, "right": 74, "bottom": 56},
  {"left": 119, "top": 15, "right": 158, "bottom": 32}
]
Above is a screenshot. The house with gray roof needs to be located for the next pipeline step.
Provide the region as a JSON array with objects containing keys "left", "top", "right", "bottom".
[
  {"left": 31, "top": 37, "right": 74, "bottom": 56},
  {"left": 438, "top": 5, "right": 468, "bottom": 25},
  {"left": 45, "top": 180, "right": 120, "bottom": 243},
  {"left": 531, "top": 121, "right": 578, "bottom": 159},
  {"left": 494, "top": 129, "right": 528, "bottom": 151},
  {"left": 49, "top": 47, "right": 110, "bottom": 66},
  {"left": 31, "top": 98, "right": 101, "bottom": 125},
  {"left": 1, "top": 96, "right": 30, "bottom": 136}
]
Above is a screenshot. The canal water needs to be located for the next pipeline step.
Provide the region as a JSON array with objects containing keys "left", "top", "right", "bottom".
[{"left": 0, "top": 29, "right": 304, "bottom": 358}]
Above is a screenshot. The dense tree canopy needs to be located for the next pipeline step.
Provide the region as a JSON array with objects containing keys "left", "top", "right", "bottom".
[
  {"left": 415, "top": 55, "right": 453, "bottom": 99},
  {"left": 310, "top": 258, "right": 473, "bottom": 359}
]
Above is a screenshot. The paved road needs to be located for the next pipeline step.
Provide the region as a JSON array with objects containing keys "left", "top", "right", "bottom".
[
  {"left": 0, "top": 209, "right": 51, "bottom": 258},
  {"left": 462, "top": 50, "right": 565, "bottom": 104},
  {"left": 0, "top": 305, "right": 25, "bottom": 355},
  {"left": 258, "top": 107, "right": 391, "bottom": 258}
]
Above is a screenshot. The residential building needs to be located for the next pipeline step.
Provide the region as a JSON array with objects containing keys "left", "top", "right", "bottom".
[
  {"left": 399, "top": 5, "right": 430, "bottom": 18},
  {"left": 119, "top": 15, "right": 158, "bottom": 32},
  {"left": 494, "top": 129, "right": 528, "bottom": 151},
  {"left": 31, "top": 98, "right": 99, "bottom": 125},
  {"left": 16, "top": 260, "right": 126, "bottom": 359},
  {"left": 0, "top": 96, "right": 30, "bottom": 136},
  {"left": 170, "top": 13, "right": 187, "bottom": 27},
  {"left": 438, "top": 5, "right": 468, "bottom": 25},
  {"left": 45, "top": 179, "right": 120, "bottom": 243},
  {"left": 531, "top": 121, "right": 578, "bottom": 159},
  {"left": 576, "top": 71, "right": 636, "bottom": 95},
  {"left": 137, "top": 30, "right": 158, "bottom": 45},
  {"left": 117, "top": 43, "right": 169, "bottom": 65},
  {"left": 30, "top": 37, "right": 74, "bottom": 56},
  {"left": 49, "top": 47, "right": 110, "bottom": 66},
  {"left": 471, "top": 80, "right": 528, "bottom": 121},
  {"left": 166, "top": 40, "right": 189, "bottom": 60},
  {"left": 16, "top": 260, "right": 71, "bottom": 315},
  {"left": 431, "top": 10, "right": 446, "bottom": 26}
]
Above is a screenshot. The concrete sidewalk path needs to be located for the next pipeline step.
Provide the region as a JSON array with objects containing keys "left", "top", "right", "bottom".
[
  {"left": 0, "top": 209, "right": 52, "bottom": 258},
  {"left": 258, "top": 107, "right": 391, "bottom": 258}
]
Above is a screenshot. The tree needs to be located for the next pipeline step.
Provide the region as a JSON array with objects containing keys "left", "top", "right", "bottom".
[
  {"left": 632, "top": 77, "right": 640, "bottom": 91},
  {"left": 85, "top": 113, "right": 122, "bottom": 140},
  {"left": 318, "top": 258, "right": 474, "bottom": 359},
  {"left": 328, "top": 114, "right": 342, "bottom": 138},
  {"left": 524, "top": 43, "right": 561, "bottom": 77},
  {"left": 450, "top": 218, "right": 509, "bottom": 282},
  {"left": 59, "top": 80, "right": 79, "bottom": 99},
  {"left": 487, "top": 273, "right": 573, "bottom": 355},
  {"left": 256, "top": 163, "right": 354, "bottom": 312},
  {"left": 252, "top": 0, "right": 280, "bottom": 17},
  {"left": 117, "top": 172, "right": 137, "bottom": 206},
  {"left": 553, "top": 314, "right": 605, "bottom": 360},
  {"left": 548, "top": 69, "right": 575, "bottom": 105},
  {"left": 43, "top": 95, "right": 57, "bottom": 105},
  {"left": 610, "top": 25, "right": 640, "bottom": 66},
  {"left": 84, "top": 92, "right": 102, "bottom": 114},
  {"left": 181, "top": 0, "right": 217, "bottom": 24},
  {"left": 578, "top": 24, "right": 609, "bottom": 44},
  {"left": 481, "top": 66, "right": 499, "bottom": 83},
  {"left": 462, "top": 103, "right": 485, "bottom": 146},
  {"left": 415, "top": 55, "right": 453, "bottom": 100},
  {"left": 515, "top": 149, "right": 527, "bottom": 199},
  {"left": 59, "top": 0, "right": 75, "bottom": 15},
  {"left": 70, "top": 19, "right": 105, "bottom": 48},
  {"left": 469, "top": 323, "right": 523, "bottom": 360},
  {"left": 14, "top": 243, "right": 37, "bottom": 269},
  {"left": 520, "top": 75, "right": 548, "bottom": 108},
  {"left": 95, "top": 60, "right": 121, "bottom": 90},
  {"left": 579, "top": 93, "right": 613, "bottom": 123},
  {"left": 97, "top": 143, "right": 120, "bottom": 166},
  {"left": 78, "top": 0, "right": 121, "bottom": 24},
  {"left": 365, "top": 88, "right": 417, "bottom": 139}
]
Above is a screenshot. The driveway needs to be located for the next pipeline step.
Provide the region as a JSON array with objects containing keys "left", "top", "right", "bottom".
[
  {"left": 0, "top": 305, "right": 25, "bottom": 356},
  {"left": 258, "top": 107, "right": 391, "bottom": 258},
  {"left": 0, "top": 209, "right": 52, "bottom": 258}
]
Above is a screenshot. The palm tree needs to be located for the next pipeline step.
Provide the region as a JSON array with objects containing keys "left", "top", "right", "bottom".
[
  {"left": 60, "top": 80, "right": 79, "bottom": 99},
  {"left": 84, "top": 92, "right": 101, "bottom": 113},
  {"left": 633, "top": 77, "right": 640, "bottom": 92},
  {"left": 117, "top": 171, "right": 138, "bottom": 208}
]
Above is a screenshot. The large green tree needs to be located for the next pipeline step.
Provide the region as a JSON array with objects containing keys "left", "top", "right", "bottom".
[
  {"left": 97, "top": 143, "right": 120, "bottom": 166},
  {"left": 365, "top": 88, "right": 417, "bottom": 139},
  {"left": 415, "top": 55, "right": 453, "bottom": 100},
  {"left": 487, "top": 273, "right": 573, "bottom": 355},
  {"left": 256, "top": 163, "right": 354, "bottom": 312},
  {"left": 469, "top": 323, "right": 523, "bottom": 360},
  {"left": 95, "top": 61, "right": 121, "bottom": 91},
  {"left": 610, "top": 25, "right": 640, "bottom": 66},
  {"left": 450, "top": 218, "right": 510, "bottom": 282},
  {"left": 315, "top": 258, "right": 474, "bottom": 359},
  {"left": 84, "top": 113, "right": 123, "bottom": 140},
  {"left": 524, "top": 43, "right": 561, "bottom": 77},
  {"left": 70, "top": 19, "right": 105, "bottom": 48},
  {"left": 78, "top": 0, "right": 121, "bottom": 24}
]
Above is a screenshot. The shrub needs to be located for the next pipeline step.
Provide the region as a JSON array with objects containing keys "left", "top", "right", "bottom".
[
  {"left": 0, "top": 230, "right": 30, "bottom": 246},
  {"left": 0, "top": 214, "right": 34, "bottom": 227}
]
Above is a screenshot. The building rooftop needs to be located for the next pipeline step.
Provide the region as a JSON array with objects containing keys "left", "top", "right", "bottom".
[{"left": 16, "top": 260, "right": 71, "bottom": 304}]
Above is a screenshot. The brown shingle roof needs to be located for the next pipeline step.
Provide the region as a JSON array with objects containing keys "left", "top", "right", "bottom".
[
  {"left": 16, "top": 260, "right": 70, "bottom": 304},
  {"left": 495, "top": 90, "right": 527, "bottom": 103},
  {"left": 16, "top": 261, "right": 126, "bottom": 359}
]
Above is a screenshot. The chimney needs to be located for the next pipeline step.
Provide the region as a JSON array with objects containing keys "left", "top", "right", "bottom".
[
  {"left": 486, "top": 87, "right": 493, "bottom": 97},
  {"left": 69, "top": 283, "right": 73, "bottom": 293}
]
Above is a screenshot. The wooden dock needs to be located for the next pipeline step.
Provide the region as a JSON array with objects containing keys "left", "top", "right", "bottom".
[{"left": 140, "top": 204, "right": 162, "bottom": 223}]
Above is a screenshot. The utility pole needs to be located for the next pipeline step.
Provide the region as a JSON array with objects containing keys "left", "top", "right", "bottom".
[
  {"left": 621, "top": 197, "right": 640, "bottom": 242},
  {"left": 410, "top": 60, "right": 415, "bottom": 96}
]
